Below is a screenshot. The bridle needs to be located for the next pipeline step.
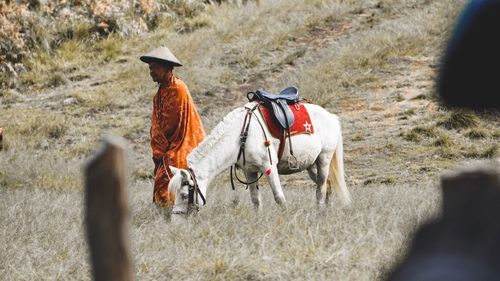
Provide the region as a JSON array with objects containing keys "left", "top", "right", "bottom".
[
  {"left": 176, "top": 103, "right": 273, "bottom": 214},
  {"left": 177, "top": 167, "right": 206, "bottom": 215},
  {"left": 230, "top": 102, "right": 273, "bottom": 190}
]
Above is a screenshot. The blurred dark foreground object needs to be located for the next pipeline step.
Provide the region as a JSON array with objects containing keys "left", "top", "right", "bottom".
[
  {"left": 386, "top": 164, "right": 500, "bottom": 281},
  {"left": 438, "top": 0, "right": 500, "bottom": 109},
  {"left": 387, "top": 2, "right": 500, "bottom": 280}
]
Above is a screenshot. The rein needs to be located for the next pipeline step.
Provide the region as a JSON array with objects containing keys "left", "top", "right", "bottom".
[
  {"left": 230, "top": 103, "right": 272, "bottom": 190},
  {"left": 186, "top": 167, "right": 206, "bottom": 214}
]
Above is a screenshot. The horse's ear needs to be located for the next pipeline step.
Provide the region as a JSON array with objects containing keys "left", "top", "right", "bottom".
[{"left": 170, "top": 166, "right": 181, "bottom": 176}]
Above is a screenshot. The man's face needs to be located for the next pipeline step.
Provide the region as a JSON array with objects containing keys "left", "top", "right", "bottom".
[{"left": 148, "top": 62, "right": 171, "bottom": 83}]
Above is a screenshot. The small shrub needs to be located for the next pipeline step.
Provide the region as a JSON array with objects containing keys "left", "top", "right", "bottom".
[
  {"left": 438, "top": 110, "right": 479, "bottom": 130},
  {"left": 411, "top": 94, "right": 428, "bottom": 100},
  {"left": 380, "top": 177, "right": 396, "bottom": 185},
  {"left": 47, "top": 73, "right": 68, "bottom": 88},
  {"left": 465, "top": 128, "right": 488, "bottom": 139},
  {"left": 398, "top": 109, "right": 415, "bottom": 120},
  {"left": 56, "top": 40, "right": 88, "bottom": 63},
  {"left": 351, "top": 135, "right": 365, "bottom": 141},
  {"left": 400, "top": 131, "right": 420, "bottom": 142},
  {"left": 132, "top": 168, "right": 153, "bottom": 180},
  {"left": 433, "top": 134, "right": 453, "bottom": 147},
  {"left": 0, "top": 90, "right": 19, "bottom": 104},
  {"left": 279, "top": 47, "right": 307, "bottom": 66},
  {"left": 363, "top": 178, "right": 376, "bottom": 185},
  {"left": 493, "top": 130, "right": 500, "bottom": 139},
  {"left": 94, "top": 35, "right": 123, "bottom": 62},
  {"left": 411, "top": 126, "right": 436, "bottom": 137},
  {"left": 462, "top": 144, "right": 498, "bottom": 159},
  {"left": 178, "top": 17, "right": 212, "bottom": 33},
  {"left": 437, "top": 147, "right": 459, "bottom": 159},
  {"left": 170, "top": 1, "right": 206, "bottom": 18},
  {"left": 47, "top": 123, "right": 67, "bottom": 139},
  {"left": 394, "top": 93, "right": 404, "bottom": 102},
  {"left": 400, "top": 126, "right": 437, "bottom": 142}
]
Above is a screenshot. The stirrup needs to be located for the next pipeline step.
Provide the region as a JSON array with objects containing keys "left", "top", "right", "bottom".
[{"left": 288, "top": 155, "right": 299, "bottom": 170}]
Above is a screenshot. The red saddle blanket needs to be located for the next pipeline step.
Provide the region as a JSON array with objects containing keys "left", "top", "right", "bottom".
[{"left": 258, "top": 102, "right": 314, "bottom": 139}]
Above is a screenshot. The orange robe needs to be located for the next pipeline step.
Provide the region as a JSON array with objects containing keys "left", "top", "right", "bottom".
[{"left": 150, "top": 75, "right": 205, "bottom": 207}]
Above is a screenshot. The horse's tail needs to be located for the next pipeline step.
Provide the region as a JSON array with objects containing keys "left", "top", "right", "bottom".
[{"left": 328, "top": 127, "right": 352, "bottom": 204}]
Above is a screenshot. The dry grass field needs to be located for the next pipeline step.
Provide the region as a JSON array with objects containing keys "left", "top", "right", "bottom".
[{"left": 1, "top": 0, "right": 499, "bottom": 280}]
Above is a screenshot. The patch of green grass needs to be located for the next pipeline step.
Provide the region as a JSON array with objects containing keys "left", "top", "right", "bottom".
[
  {"left": 56, "top": 40, "right": 89, "bottom": 63},
  {"left": 94, "top": 35, "right": 124, "bottom": 62},
  {"left": 438, "top": 110, "right": 479, "bottom": 130},
  {"left": 21, "top": 40, "right": 93, "bottom": 88}
]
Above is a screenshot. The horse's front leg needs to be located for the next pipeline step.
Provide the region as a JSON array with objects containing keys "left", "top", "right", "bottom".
[
  {"left": 246, "top": 171, "right": 261, "bottom": 210},
  {"left": 264, "top": 165, "right": 286, "bottom": 205}
]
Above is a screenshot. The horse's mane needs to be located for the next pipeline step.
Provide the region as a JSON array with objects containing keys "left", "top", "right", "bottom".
[{"left": 188, "top": 107, "right": 246, "bottom": 164}]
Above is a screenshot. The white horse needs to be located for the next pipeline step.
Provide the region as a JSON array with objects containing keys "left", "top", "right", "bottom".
[{"left": 168, "top": 102, "right": 351, "bottom": 214}]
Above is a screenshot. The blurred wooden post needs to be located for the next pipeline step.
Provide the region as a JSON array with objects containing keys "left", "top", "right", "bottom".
[
  {"left": 85, "top": 136, "right": 134, "bottom": 281},
  {"left": 0, "top": 128, "right": 3, "bottom": 150},
  {"left": 386, "top": 163, "right": 500, "bottom": 281},
  {"left": 441, "top": 164, "right": 500, "bottom": 223}
]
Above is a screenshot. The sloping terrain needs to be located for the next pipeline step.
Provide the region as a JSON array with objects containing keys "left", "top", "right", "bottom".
[{"left": 1, "top": 0, "right": 499, "bottom": 280}]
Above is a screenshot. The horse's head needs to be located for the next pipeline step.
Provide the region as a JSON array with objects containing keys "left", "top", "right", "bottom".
[{"left": 168, "top": 166, "right": 194, "bottom": 214}]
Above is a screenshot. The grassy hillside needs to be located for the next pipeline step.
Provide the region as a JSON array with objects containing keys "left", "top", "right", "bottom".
[{"left": 1, "top": 0, "right": 499, "bottom": 280}]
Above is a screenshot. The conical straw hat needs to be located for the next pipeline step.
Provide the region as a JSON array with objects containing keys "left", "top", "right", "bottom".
[{"left": 140, "top": 46, "right": 183, "bottom": 67}]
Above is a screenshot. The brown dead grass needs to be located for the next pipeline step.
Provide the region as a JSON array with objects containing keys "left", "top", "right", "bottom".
[{"left": 2, "top": 0, "right": 499, "bottom": 280}]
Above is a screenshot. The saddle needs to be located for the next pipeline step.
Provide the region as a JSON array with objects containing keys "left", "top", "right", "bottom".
[
  {"left": 247, "top": 86, "right": 302, "bottom": 169},
  {"left": 248, "top": 86, "right": 300, "bottom": 130}
]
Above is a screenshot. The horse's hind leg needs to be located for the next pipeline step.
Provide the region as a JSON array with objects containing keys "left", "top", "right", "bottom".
[
  {"left": 247, "top": 171, "right": 261, "bottom": 209},
  {"left": 307, "top": 165, "right": 318, "bottom": 183},
  {"left": 315, "top": 153, "right": 331, "bottom": 206}
]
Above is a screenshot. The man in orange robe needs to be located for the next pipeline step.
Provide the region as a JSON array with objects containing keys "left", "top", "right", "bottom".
[{"left": 140, "top": 47, "right": 206, "bottom": 207}]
